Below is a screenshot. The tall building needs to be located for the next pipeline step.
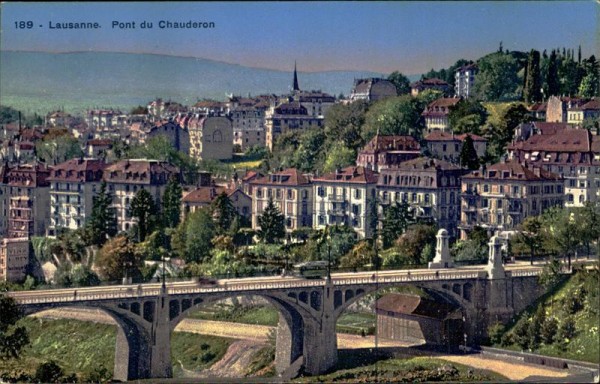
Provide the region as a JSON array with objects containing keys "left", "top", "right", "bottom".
[
  {"left": 312, "top": 166, "right": 379, "bottom": 238},
  {"left": 47, "top": 158, "right": 107, "bottom": 236},
  {"left": 250, "top": 168, "right": 313, "bottom": 233},
  {"left": 0, "top": 237, "right": 30, "bottom": 282},
  {"left": 455, "top": 63, "right": 478, "bottom": 98},
  {"left": 103, "top": 160, "right": 179, "bottom": 232},
  {"left": 264, "top": 102, "right": 323, "bottom": 150},
  {"left": 377, "top": 158, "right": 467, "bottom": 238},
  {"left": 508, "top": 128, "right": 600, "bottom": 207},
  {"left": 188, "top": 116, "right": 233, "bottom": 161},
  {"left": 5, "top": 163, "right": 51, "bottom": 238},
  {"left": 459, "top": 160, "right": 564, "bottom": 239}
]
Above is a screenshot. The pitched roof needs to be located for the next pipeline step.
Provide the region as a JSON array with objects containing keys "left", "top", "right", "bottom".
[
  {"left": 533, "top": 122, "right": 569, "bottom": 136},
  {"left": 104, "top": 160, "right": 179, "bottom": 185},
  {"left": 313, "top": 166, "right": 379, "bottom": 184},
  {"left": 48, "top": 158, "right": 107, "bottom": 182},
  {"left": 361, "top": 135, "right": 420, "bottom": 153},
  {"left": 376, "top": 293, "right": 459, "bottom": 320},
  {"left": 510, "top": 128, "right": 591, "bottom": 153},
  {"left": 581, "top": 99, "right": 600, "bottom": 111},
  {"left": 182, "top": 186, "right": 231, "bottom": 204},
  {"left": 424, "top": 131, "right": 486, "bottom": 142},
  {"left": 463, "top": 160, "right": 561, "bottom": 181},
  {"left": 250, "top": 168, "right": 311, "bottom": 186}
]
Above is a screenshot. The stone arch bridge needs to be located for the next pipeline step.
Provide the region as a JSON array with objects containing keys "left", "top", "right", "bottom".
[{"left": 10, "top": 266, "right": 547, "bottom": 381}]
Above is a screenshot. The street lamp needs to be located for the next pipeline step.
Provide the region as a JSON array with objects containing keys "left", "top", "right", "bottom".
[
  {"left": 161, "top": 255, "right": 169, "bottom": 291},
  {"left": 123, "top": 261, "right": 132, "bottom": 285}
]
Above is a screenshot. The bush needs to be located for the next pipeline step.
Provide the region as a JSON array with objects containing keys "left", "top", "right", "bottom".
[
  {"left": 34, "top": 361, "right": 64, "bottom": 383},
  {"left": 487, "top": 322, "right": 505, "bottom": 345},
  {"left": 541, "top": 316, "right": 559, "bottom": 345}
]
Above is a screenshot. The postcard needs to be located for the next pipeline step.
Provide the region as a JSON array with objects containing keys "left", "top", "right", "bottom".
[{"left": 0, "top": 2, "right": 598, "bottom": 383}]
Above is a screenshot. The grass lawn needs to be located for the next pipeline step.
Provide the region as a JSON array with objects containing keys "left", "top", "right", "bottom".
[
  {"left": 0, "top": 317, "right": 233, "bottom": 381},
  {"left": 294, "top": 355, "right": 507, "bottom": 383}
]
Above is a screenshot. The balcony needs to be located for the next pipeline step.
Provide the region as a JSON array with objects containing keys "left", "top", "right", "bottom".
[
  {"left": 329, "top": 194, "right": 348, "bottom": 203},
  {"left": 462, "top": 205, "right": 477, "bottom": 213},
  {"left": 327, "top": 209, "right": 348, "bottom": 216}
]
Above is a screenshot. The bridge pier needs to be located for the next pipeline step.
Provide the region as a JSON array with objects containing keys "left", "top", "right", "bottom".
[
  {"left": 111, "top": 314, "right": 152, "bottom": 381},
  {"left": 150, "top": 293, "right": 172, "bottom": 378},
  {"left": 275, "top": 308, "right": 304, "bottom": 375},
  {"left": 302, "top": 283, "right": 338, "bottom": 375}
]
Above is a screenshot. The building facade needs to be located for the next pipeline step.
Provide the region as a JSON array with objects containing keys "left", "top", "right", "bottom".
[
  {"left": 312, "top": 166, "right": 378, "bottom": 238},
  {"left": 377, "top": 158, "right": 466, "bottom": 238},
  {"left": 410, "top": 78, "right": 451, "bottom": 97},
  {"left": 460, "top": 160, "right": 564, "bottom": 239},
  {"left": 5, "top": 164, "right": 51, "bottom": 238},
  {"left": 422, "top": 97, "right": 461, "bottom": 133},
  {"left": 424, "top": 132, "right": 487, "bottom": 163},
  {"left": 356, "top": 135, "right": 421, "bottom": 172},
  {"left": 0, "top": 237, "right": 30, "bottom": 282},
  {"left": 349, "top": 78, "right": 397, "bottom": 102},
  {"left": 454, "top": 63, "right": 478, "bottom": 98},
  {"left": 47, "top": 158, "right": 107, "bottom": 236},
  {"left": 188, "top": 116, "right": 233, "bottom": 161},
  {"left": 508, "top": 128, "right": 600, "bottom": 207},
  {"left": 250, "top": 168, "right": 313, "bottom": 233},
  {"left": 103, "top": 160, "right": 179, "bottom": 232},
  {"left": 265, "top": 102, "right": 323, "bottom": 150}
]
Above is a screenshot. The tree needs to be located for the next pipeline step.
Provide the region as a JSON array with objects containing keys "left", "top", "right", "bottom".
[
  {"left": 95, "top": 235, "right": 142, "bottom": 281},
  {"left": 130, "top": 105, "right": 148, "bottom": 115},
  {"left": 381, "top": 202, "right": 412, "bottom": 248},
  {"left": 161, "top": 175, "right": 182, "bottom": 229},
  {"left": 395, "top": 224, "right": 437, "bottom": 265},
  {"left": 387, "top": 71, "right": 410, "bottom": 95},
  {"left": 85, "top": 181, "right": 117, "bottom": 247},
  {"left": 546, "top": 50, "right": 560, "bottom": 97},
  {"left": 541, "top": 207, "right": 578, "bottom": 269},
  {"left": 322, "top": 143, "right": 356, "bottom": 173},
  {"left": 211, "top": 192, "right": 237, "bottom": 235},
  {"left": 514, "top": 216, "right": 544, "bottom": 265},
  {"left": 448, "top": 99, "right": 487, "bottom": 135},
  {"left": 35, "top": 134, "right": 83, "bottom": 165},
  {"left": 0, "top": 293, "right": 29, "bottom": 360},
  {"left": 293, "top": 128, "right": 327, "bottom": 172},
  {"left": 474, "top": 52, "right": 520, "bottom": 101},
  {"left": 129, "top": 188, "right": 159, "bottom": 242},
  {"left": 578, "top": 73, "right": 599, "bottom": 98},
  {"left": 257, "top": 198, "right": 285, "bottom": 244},
  {"left": 172, "top": 208, "right": 216, "bottom": 263},
  {"left": 459, "top": 135, "right": 480, "bottom": 170},
  {"left": 362, "top": 95, "right": 424, "bottom": 140},
  {"left": 524, "top": 49, "right": 542, "bottom": 103}
]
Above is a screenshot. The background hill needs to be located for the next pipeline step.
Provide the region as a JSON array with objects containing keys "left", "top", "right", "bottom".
[{"left": 0, "top": 51, "right": 400, "bottom": 115}]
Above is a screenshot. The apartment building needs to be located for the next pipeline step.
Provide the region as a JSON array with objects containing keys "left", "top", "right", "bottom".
[
  {"left": 250, "top": 168, "right": 313, "bottom": 233},
  {"left": 459, "top": 160, "right": 564, "bottom": 239},
  {"left": 188, "top": 116, "right": 233, "bottom": 161},
  {"left": 103, "top": 159, "right": 179, "bottom": 232},
  {"left": 349, "top": 78, "right": 397, "bottom": 102},
  {"left": 264, "top": 102, "right": 323, "bottom": 150},
  {"left": 422, "top": 97, "right": 461, "bottom": 133},
  {"left": 0, "top": 237, "right": 29, "bottom": 282},
  {"left": 377, "top": 158, "right": 467, "bottom": 238},
  {"left": 312, "top": 166, "right": 379, "bottom": 238},
  {"left": 424, "top": 132, "right": 487, "bottom": 163},
  {"left": 47, "top": 158, "right": 107, "bottom": 235},
  {"left": 454, "top": 63, "right": 478, "bottom": 98}
]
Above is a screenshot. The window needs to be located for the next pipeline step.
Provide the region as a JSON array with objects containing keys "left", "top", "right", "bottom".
[
  {"left": 317, "top": 186, "right": 325, "bottom": 197},
  {"left": 483, "top": 184, "right": 489, "bottom": 193},
  {"left": 354, "top": 189, "right": 361, "bottom": 199},
  {"left": 287, "top": 189, "right": 293, "bottom": 199}
]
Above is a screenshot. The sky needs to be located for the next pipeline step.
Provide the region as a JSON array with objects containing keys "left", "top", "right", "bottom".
[{"left": 1, "top": 1, "right": 598, "bottom": 75}]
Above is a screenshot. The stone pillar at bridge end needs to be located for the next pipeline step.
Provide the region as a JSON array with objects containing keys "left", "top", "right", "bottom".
[
  {"left": 151, "top": 293, "right": 173, "bottom": 378},
  {"left": 429, "top": 228, "right": 454, "bottom": 269}
]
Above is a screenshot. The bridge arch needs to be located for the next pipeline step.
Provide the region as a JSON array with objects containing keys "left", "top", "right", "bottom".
[{"left": 20, "top": 302, "right": 154, "bottom": 382}]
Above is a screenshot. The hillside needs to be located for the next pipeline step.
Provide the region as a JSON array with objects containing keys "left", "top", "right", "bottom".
[
  {"left": 0, "top": 51, "right": 387, "bottom": 115},
  {"left": 491, "top": 266, "right": 600, "bottom": 363}
]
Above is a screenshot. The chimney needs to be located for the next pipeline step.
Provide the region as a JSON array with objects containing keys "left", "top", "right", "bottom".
[{"left": 533, "top": 167, "right": 541, "bottom": 177}]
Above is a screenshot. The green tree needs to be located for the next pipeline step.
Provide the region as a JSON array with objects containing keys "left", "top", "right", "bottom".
[
  {"left": 0, "top": 293, "right": 29, "bottom": 360},
  {"left": 85, "top": 181, "right": 117, "bottom": 247},
  {"left": 387, "top": 71, "right": 410, "bottom": 95},
  {"left": 381, "top": 202, "right": 412, "bottom": 248},
  {"left": 129, "top": 188, "right": 159, "bottom": 242},
  {"left": 173, "top": 208, "right": 216, "bottom": 263},
  {"left": 448, "top": 99, "right": 487, "bottom": 135},
  {"left": 578, "top": 73, "right": 599, "bottom": 98},
  {"left": 292, "top": 128, "right": 326, "bottom": 172},
  {"left": 546, "top": 50, "right": 560, "bottom": 97},
  {"left": 542, "top": 207, "right": 578, "bottom": 269},
  {"left": 257, "top": 198, "right": 285, "bottom": 244},
  {"left": 322, "top": 143, "right": 356, "bottom": 174},
  {"left": 35, "top": 134, "right": 83, "bottom": 165},
  {"left": 130, "top": 105, "right": 148, "bottom": 115},
  {"left": 474, "top": 52, "right": 520, "bottom": 101},
  {"left": 524, "top": 49, "right": 542, "bottom": 103},
  {"left": 95, "top": 235, "right": 142, "bottom": 281},
  {"left": 362, "top": 95, "right": 424, "bottom": 140},
  {"left": 459, "top": 135, "right": 480, "bottom": 170},
  {"left": 514, "top": 216, "right": 544, "bottom": 265},
  {"left": 211, "top": 192, "right": 237, "bottom": 235},
  {"left": 34, "top": 361, "right": 65, "bottom": 383},
  {"left": 395, "top": 224, "right": 437, "bottom": 265},
  {"left": 161, "top": 175, "right": 182, "bottom": 229}
]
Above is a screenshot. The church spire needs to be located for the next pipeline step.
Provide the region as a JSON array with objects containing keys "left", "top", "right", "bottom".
[{"left": 293, "top": 61, "right": 300, "bottom": 92}]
